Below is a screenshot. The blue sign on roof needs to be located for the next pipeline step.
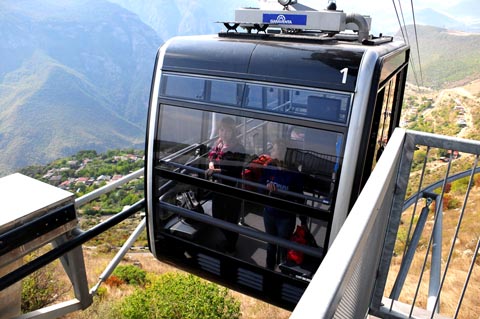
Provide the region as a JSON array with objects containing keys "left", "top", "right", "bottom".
[{"left": 263, "top": 14, "right": 307, "bottom": 26}]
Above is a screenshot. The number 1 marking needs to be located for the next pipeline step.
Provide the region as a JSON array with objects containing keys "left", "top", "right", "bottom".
[{"left": 340, "top": 68, "right": 348, "bottom": 84}]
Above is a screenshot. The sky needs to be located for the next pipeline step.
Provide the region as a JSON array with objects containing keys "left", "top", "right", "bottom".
[
  {"left": 303, "top": 0, "right": 465, "bottom": 11},
  {"left": 258, "top": 0, "right": 476, "bottom": 34},
  {"left": 285, "top": 0, "right": 465, "bottom": 16}
]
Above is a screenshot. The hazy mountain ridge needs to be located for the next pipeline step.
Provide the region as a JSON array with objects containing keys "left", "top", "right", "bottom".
[
  {"left": 404, "top": 25, "right": 480, "bottom": 88},
  {"left": 404, "top": 3, "right": 477, "bottom": 35},
  {"left": 415, "top": 8, "right": 467, "bottom": 31},
  {"left": 448, "top": 0, "right": 480, "bottom": 24},
  {"left": 107, "top": 0, "right": 259, "bottom": 41},
  {"left": 0, "top": 52, "right": 144, "bottom": 174},
  {"left": 0, "top": 0, "right": 160, "bottom": 175}
]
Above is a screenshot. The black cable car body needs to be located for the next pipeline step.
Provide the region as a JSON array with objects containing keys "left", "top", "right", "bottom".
[{"left": 145, "top": 6, "right": 409, "bottom": 309}]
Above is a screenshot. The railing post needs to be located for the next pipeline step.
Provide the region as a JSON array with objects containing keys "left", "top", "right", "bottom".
[
  {"left": 52, "top": 230, "right": 92, "bottom": 310},
  {"left": 428, "top": 194, "right": 442, "bottom": 313},
  {"left": 90, "top": 217, "right": 146, "bottom": 295},
  {"left": 389, "top": 202, "right": 430, "bottom": 300}
]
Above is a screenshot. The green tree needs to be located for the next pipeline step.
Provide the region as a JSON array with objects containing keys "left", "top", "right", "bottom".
[{"left": 77, "top": 150, "right": 98, "bottom": 158}]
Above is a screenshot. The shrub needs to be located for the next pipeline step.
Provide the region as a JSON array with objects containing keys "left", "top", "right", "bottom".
[
  {"left": 105, "top": 275, "right": 125, "bottom": 287},
  {"left": 96, "top": 286, "right": 108, "bottom": 299},
  {"left": 442, "top": 194, "right": 461, "bottom": 210},
  {"left": 115, "top": 273, "right": 241, "bottom": 319},
  {"left": 474, "top": 173, "right": 480, "bottom": 188},
  {"left": 112, "top": 265, "right": 146, "bottom": 286},
  {"left": 451, "top": 176, "right": 472, "bottom": 195},
  {"left": 444, "top": 182, "right": 452, "bottom": 193},
  {"left": 412, "top": 149, "right": 427, "bottom": 170},
  {"left": 21, "top": 260, "right": 68, "bottom": 313}
]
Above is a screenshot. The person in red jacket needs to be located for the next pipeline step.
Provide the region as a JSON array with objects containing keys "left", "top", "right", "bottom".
[{"left": 206, "top": 117, "right": 245, "bottom": 253}]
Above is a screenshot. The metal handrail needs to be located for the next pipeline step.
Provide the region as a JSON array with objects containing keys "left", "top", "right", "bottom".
[
  {"left": 292, "top": 128, "right": 480, "bottom": 318},
  {"left": 0, "top": 200, "right": 144, "bottom": 291}
]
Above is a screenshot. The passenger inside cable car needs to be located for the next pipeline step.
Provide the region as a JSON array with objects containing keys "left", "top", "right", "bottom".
[
  {"left": 260, "top": 139, "right": 307, "bottom": 270},
  {"left": 206, "top": 116, "right": 246, "bottom": 254}
]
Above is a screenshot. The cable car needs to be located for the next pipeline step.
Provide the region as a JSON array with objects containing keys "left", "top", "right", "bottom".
[{"left": 145, "top": 1, "right": 409, "bottom": 310}]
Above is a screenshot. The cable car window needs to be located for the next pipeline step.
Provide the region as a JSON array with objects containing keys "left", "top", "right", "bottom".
[
  {"left": 156, "top": 105, "right": 208, "bottom": 155},
  {"left": 162, "top": 74, "right": 206, "bottom": 101},
  {"left": 245, "top": 83, "right": 351, "bottom": 124},
  {"left": 161, "top": 74, "right": 244, "bottom": 106},
  {"left": 153, "top": 104, "right": 344, "bottom": 281},
  {"left": 373, "top": 77, "right": 396, "bottom": 166},
  {"left": 243, "top": 84, "right": 265, "bottom": 109},
  {"left": 210, "top": 80, "right": 244, "bottom": 106},
  {"left": 160, "top": 74, "right": 352, "bottom": 124}
]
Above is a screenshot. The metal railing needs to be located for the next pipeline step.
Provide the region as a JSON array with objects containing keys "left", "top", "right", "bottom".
[
  {"left": 291, "top": 128, "right": 480, "bottom": 319},
  {"left": 9, "top": 169, "right": 145, "bottom": 319}
]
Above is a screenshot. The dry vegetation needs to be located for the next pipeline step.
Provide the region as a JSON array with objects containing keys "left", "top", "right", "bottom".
[{"left": 385, "top": 186, "right": 480, "bottom": 318}]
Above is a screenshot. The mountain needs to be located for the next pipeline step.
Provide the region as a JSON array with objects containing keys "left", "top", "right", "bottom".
[
  {"left": 0, "top": 0, "right": 261, "bottom": 176},
  {"left": 403, "top": 25, "right": 480, "bottom": 88},
  {"left": 0, "top": 52, "right": 144, "bottom": 173},
  {"left": 0, "top": 0, "right": 161, "bottom": 175},
  {"left": 1, "top": 0, "right": 161, "bottom": 124},
  {"left": 107, "top": 0, "right": 259, "bottom": 41}
]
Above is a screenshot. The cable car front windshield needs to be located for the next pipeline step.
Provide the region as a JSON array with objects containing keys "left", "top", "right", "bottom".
[{"left": 152, "top": 74, "right": 350, "bottom": 277}]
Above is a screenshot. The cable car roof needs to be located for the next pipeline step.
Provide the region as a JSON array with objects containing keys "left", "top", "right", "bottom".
[{"left": 161, "top": 34, "right": 405, "bottom": 92}]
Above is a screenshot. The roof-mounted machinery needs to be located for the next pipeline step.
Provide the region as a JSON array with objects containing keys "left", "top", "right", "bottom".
[{"left": 223, "top": 0, "right": 375, "bottom": 43}]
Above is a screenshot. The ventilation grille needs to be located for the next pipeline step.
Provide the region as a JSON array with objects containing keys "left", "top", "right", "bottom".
[
  {"left": 237, "top": 268, "right": 263, "bottom": 291},
  {"left": 281, "top": 282, "right": 304, "bottom": 304},
  {"left": 197, "top": 253, "right": 221, "bottom": 276}
]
